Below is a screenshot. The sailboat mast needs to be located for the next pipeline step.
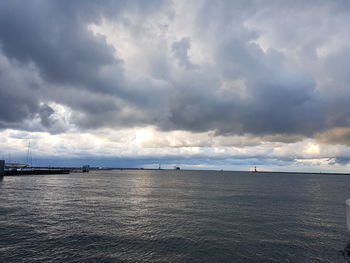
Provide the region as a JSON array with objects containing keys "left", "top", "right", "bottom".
[
  {"left": 26, "top": 141, "right": 29, "bottom": 165},
  {"left": 26, "top": 140, "right": 32, "bottom": 167}
]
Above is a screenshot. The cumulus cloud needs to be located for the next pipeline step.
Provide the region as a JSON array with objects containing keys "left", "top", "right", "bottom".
[
  {"left": 1, "top": 0, "right": 350, "bottom": 148},
  {"left": 0, "top": 0, "right": 167, "bottom": 132}
]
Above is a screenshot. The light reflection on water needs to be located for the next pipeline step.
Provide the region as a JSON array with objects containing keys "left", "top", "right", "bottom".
[{"left": 1, "top": 170, "right": 350, "bottom": 262}]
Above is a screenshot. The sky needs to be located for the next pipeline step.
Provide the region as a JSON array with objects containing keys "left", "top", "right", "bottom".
[{"left": 1, "top": 0, "right": 350, "bottom": 172}]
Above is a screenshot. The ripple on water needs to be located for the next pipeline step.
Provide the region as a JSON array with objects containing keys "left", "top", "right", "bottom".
[{"left": 1, "top": 170, "right": 350, "bottom": 262}]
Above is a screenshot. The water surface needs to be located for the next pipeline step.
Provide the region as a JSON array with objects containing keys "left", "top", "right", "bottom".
[{"left": 1, "top": 170, "right": 350, "bottom": 262}]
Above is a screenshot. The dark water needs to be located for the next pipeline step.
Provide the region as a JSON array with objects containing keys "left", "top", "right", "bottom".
[{"left": 1, "top": 170, "right": 350, "bottom": 262}]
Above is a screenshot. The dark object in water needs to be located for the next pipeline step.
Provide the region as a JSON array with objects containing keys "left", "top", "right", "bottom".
[
  {"left": 340, "top": 241, "right": 350, "bottom": 262},
  {"left": 82, "top": 165, "right": 90, "bottom": 173},
  {"left": 0, "top": 160, "right": 4, "bottom": 177}
]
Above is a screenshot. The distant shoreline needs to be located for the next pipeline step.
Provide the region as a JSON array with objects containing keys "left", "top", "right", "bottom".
[
  {"left": 3, "top": 166, "right": 349, "bottom": 176},
  {"left": 78, "top": 167, "right": 350, "bottom": 176}
]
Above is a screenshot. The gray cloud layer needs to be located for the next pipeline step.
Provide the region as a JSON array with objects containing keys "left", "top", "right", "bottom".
[{"left": 0, "top": 0, "right": 350, "bottom": 143}]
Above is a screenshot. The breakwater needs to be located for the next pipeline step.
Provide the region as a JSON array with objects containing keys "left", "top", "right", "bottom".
[
  {"left": 0, "top": 160, "right": 93, "bottom": 176},
  {"left": 4, "top": 169, "right": 70, "bottom": 176}
]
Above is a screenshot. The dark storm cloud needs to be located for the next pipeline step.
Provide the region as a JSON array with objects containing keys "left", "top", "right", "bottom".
[
  {"left": 331, "top": 157, "right": 350, "bottom": 165},
  {"left": 0, "top": 0, "right": 350, "bottom": 143},
  {"left": 0, "top": 0, "right": 166, "bottom": 132},
  {"left": 0, "top": 53, "right": 40, "bottom": 129},
  {"left": 172, "top": 38, "right": 199, "bottom": 70},
  {"left": 0, "top": 0, "right": 165, "bottom": 87},
  {"left": 0, "top": 1, "right": 115, "bottom": 86},
  {"left": 38, "top": 104, "right": 55, "bottom": 128},
  {"left": 161, "top": 0, "right": 350, "bottom": 140},
  {"left": 166, "top": 42, "right": 323, "bottom": 137}
]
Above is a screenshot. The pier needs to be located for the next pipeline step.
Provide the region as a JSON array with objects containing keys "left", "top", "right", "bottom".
[
  {"left": 0, "top": 160, "right": 71, "bottom": 176},
  {"left": 0, "top": 161, "right": 95, "bottom": 176},
  {"left": 4, "top": 169, "right": 70, "bottom": 176}
]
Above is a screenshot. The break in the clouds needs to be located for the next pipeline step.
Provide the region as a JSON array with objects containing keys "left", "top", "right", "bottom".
[{"left": 1, "top": 0, "right": 350, "bottom": 170}]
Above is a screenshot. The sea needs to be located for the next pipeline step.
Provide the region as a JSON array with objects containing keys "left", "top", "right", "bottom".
[{"left": 1, "top": 170, "right": 350, "bottom": 262}]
